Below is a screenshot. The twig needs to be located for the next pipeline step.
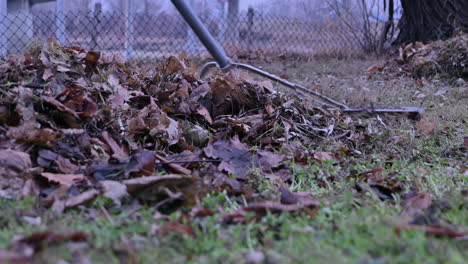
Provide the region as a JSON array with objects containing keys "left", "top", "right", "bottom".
[
  {"left": 99, "top": 205, "right": 115, "bottom": 226},
  {"left": 25, "top": 83, "right": 45, "bottom": 89},
  {"left": 157, "top": 159, "right": 221, "bottom": 164}
]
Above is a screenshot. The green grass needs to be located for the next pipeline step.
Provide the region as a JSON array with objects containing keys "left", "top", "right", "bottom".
[
  {"left": 1, "top": 176, "right": 466, "bottom": 263},
  {"left": 1, "top": 57, "right": 467, "bottom": 263}
]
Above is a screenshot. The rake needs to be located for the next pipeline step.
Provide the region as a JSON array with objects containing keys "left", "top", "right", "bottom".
[{"left": 171, "top": 0, "right": 424, "bottom": 120}]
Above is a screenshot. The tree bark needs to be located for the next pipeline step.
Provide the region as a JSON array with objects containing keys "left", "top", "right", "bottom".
[{"left": 395, "top": 0, "right": 468, "bottom": 45}]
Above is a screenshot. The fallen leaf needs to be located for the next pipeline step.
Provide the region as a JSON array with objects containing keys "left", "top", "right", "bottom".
[
  {"left": 204, "top": 136, "right": 253, "bottom": 178},
  {"left": 13, "top": 231, "right": 88, "bottom": 252},
  {"left": 0, "top": 149, "right": 32, "bottom": 178},
  {"left": 257, "top": 150, "right": 287, "bottom": 169},
  {"left": 98, "top": 180, "right": 128, "bottom": 206},
  {"left": 158, "top": 221, "right": 194, "bottom": 237},
  {"left": 55, "top": 155, "right": 79, "bottom": 174},
  {"left": 184, "top": 125, "right": 210, "bottom": 147},
  {"left": 366, "top": 64, "right": 384, "bottom": 74},
  {"left": 42, "top": 96, "right": 80, "bottom": 119},
  {"left": 165, "top": 56, "right": 186, "bottom": 75},
  {"left": 222, "top": 199, "right": 319, "bottom": 224},
  {"left": 64, "top": 189, "right": 99, "bottom": 208},
  {"left": 313, "top": 151, "right": 335, "bottom": 162},
  {"left": 396, "top": 224, "right": 468, "bottom": 239},
  {"left": 195, "top": 106, "right": 213, "bottom": 124},
  {"left": 101, "top": 131, "right": 128, "bottom": 158},
  {"left": 155, "top": 154, "right": 191, "bottom": 175},
  {"left": 84, "top": 51, "right": 100, "bottom": 72},
  {"left": 7, "top": 122, "right": 56, "bottom": 143},
  {"left": 0, "top": 150, "right": 32, "bottom": 198},
  {"left": 401, "top": 193, "right": 433, "bottom": 217},
  {"left": 416, "top": 117, "right": 436, "bottom": 137},
  {"left": 40, "top": 173, "right": 85, "bottom": 187},
  {"left": 123, "top": 174, "right": 193, "bottom": 193},
  {"left": 89, "top": 150, "right": 157, "bottom": 180},
  {"left": 0, "top": 249, "right": 32, "bottom": 264}
]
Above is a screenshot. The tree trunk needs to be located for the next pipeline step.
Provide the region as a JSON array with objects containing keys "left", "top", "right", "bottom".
[{"left": 395, "top": 0, "right": 468, "bottom": 45}]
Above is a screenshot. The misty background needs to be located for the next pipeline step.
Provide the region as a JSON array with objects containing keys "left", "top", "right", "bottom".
[
  {"left": 2, "top": 0, "right": 403, "bottom": 59},
  {"left": 30, "top": 0, "right": 401, "bottom": 22}
]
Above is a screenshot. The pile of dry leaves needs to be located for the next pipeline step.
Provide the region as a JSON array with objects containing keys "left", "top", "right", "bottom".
[
  {"left": 0, "top": 40, "right": 367, "bottom": 216},
  {"left": 1, "top": 40, "right": 467, "bottom": 261},
  {"left": 367, "top": 33, "right": 467, "bottom": 80}
]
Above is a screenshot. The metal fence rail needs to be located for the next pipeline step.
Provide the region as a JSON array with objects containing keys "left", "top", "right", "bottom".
[{"left": 1, "top": 10, "right": 365, "bottom": 60}]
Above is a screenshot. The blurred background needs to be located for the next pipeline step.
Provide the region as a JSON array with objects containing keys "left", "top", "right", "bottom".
[{"left": 0, "top": 0, "right": 402, "bottom": 60}]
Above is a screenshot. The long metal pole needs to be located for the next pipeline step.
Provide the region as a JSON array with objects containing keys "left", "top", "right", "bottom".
[
  {"left": 0, "top": 0, "right": 7, "bottom": 56},
  {"left": 171, "top": 0, "right": 231, "bottom": 69}
]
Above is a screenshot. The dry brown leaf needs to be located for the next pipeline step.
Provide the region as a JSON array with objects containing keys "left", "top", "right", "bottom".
[
  {"left": 155, "top": 154, "right": 191, "bottom": 175},
  {"left": 0, "top": 149, "right": 32, "bottom": 178},
  {"left": 158, "top": 221, "right": 194, "bottom": 237},
  {"left": 98, "top": 180, "right": 128, "bottom": 206},
  {"left": 123, "top": 174, "right": 193, "bottom": 193},
  {"left": 395, "top": 224, "right": 468, "bottom": 239},
  {"left": 401, "top": 193, "right": 433, "bottom": 217},
  {"left": 366, "top": 64, "right": 384, "bottom": 73},
  {"left": 42, "top": 68, "right": 53, "bottom": 81},
  {"left": 42, "top": 96, "right": 80, "bottom": 119},
  {"left": 101, "top": 131, "right": 128, "bottom": 158},
  {"left": 55, "top": 155, "right": 79, "bottom": 174},
  {"left": 21, "top": 179, "right": 38, "bottom": 198},
  {"left": 256, "top": 80, "right": 274, "bottom": 91},
  {"left": 41, "top": 172, "right": 85, "bottom": 187},
  {"left": 204, "top": 136, "right": 252, "bottom": 178},
  {"left": 13, "top": 231, "right": 88, "bottom": 252},
  {"left": 195, "top": 106, "right": 213, "bottom": 124},
  {"left": 416, "top": 117, "right": 437, "bottom": 137},
  {"left": 7, "top": 122, "right": 56, "bottom": 143},
  {"left": 64, "top": 189, "right": 99, "bottom": 208},
  {"left": 0, "top": 150, "right": 32, "bottom": 198},
  {"left": 313, "top": 152, "right": 335, "bottom": 161},
  {"left": 222, "top": 199, "right": 319, "bottom": 224},
  {"left": 0, "top": 249, "right": 32, "bottom": 264},
  {"left": 165, "top": 56, "right": 185, "bottom": 75},
  {"left": 89, "top": 150, "right": 157, "bottom": 180}
]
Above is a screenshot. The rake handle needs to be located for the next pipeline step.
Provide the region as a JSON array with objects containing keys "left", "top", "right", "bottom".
[{"left": 171, "top": 0, "right": 232, "bottom": 69}]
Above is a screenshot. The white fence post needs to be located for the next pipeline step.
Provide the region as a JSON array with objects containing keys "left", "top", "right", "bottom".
[
  {"left": 55, "top": 0, "right": 66, "bottom": 45},
  {"left": 125, "top": 0, "right": 135, "bottom": 60},
  {"left": 0, "top": 0, "right": 7, "bottom": 56},
  {"left": 91, "top": 3, "right": 102, "bottom": 51},
  {"left": 218, "top": 0, "right": 227, "bottom": 45},
  {"left": 186, "top": 0, "right": 198, "bottom": 55}
]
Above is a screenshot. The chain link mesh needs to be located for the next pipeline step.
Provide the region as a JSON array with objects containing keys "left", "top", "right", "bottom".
[{"left": 1, "top": 11, "right": 365, "bottom": 60}]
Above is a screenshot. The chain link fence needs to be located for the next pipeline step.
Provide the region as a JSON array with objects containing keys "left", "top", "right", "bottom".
[{"left": 1, "top": 10, "right": 366, "bottom": 61}]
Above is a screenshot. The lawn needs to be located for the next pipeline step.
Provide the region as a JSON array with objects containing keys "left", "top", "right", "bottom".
[{"left": 1, "top": 50, "right": 467, "bottom": 263}]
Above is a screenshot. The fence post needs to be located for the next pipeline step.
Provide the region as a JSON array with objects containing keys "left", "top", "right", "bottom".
[
  {"left": 91, "top": 3, "right": 102, "bottom": 51},
  {"left": 0, "top": 0, "right": 6, "bottom": 56},
  {"left": 55, "top": 0, "right": 66, "bottom": 45},
  {"left": 227, "top": 0, "right": 239, "bottom": 51},
  {"left": 186, "top": 0, "right": 199, "bottom": 55},
  {"left": 124, "top": 0, "right": 135, "bottom": 60},
  {"left": 217, "top": 0, "right": 227, "bottom": 45},
  {"left": 247, "top": 7, "right": 254, "bottom": 52}
]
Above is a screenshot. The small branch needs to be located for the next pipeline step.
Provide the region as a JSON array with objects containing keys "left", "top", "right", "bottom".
[{"left": 157, "top": 159, "right": 222, "bottom": 164}]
